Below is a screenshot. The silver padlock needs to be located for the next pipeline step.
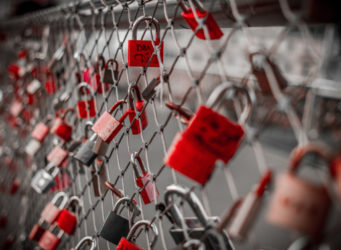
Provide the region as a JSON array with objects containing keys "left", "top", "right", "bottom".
[
  {"left": 71, "top": 236, "right": 96, "bottom": 250},
  {"left": 31, "top": 163, "right": 59, "bottom": 194}
]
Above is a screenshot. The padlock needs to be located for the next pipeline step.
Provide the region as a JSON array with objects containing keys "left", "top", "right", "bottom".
[
  {"left": 91, "top": 159, "right": 108, "bottom": 197},
  {"left": 131, "top": 152, "right": 158, "bottom": 204},
  {"left": 164, "top": 82, "right": 251, "bottom": 185},
  {"left": 102, "top": 59, "right": 119, "bottom": 84},
  {"left": 249, "top": 51, "right": 287, "bottom": 95},
  {"left": 29, "top": 224, "right": 47, "bottom": 242},
  {"left": 179, "top": 0, "right": 223, "bottom": 40},
  {"left": 56, "top": 196, "right": 82, "bottom": 235},
  {"left": 94, "top": 55, "right": 109, "bottom": 94},
  {"left": 47, "top": 145, "right": 69, "bottom": 167},
  {"left": 27, "top": 79, "right": 41, "bottom": 95},
  {"left": 165, "top": 184, "right": 234, "bottom": 250},
  {"left": 38, "top": 225, "right": 64, "bottom": 250},
  {"left": 41, "top": 192, "right": 69, "bottom": 224},
  {"left": 74, "top": 121, "right": 98, "bottom": 166},
  {"left": 45, "top": 71, "right": 57, "bottom": 94},
  {"left": 332, "top": 156, "right": 341, "bottom": 199},
  {"left": 76, "top": 82, "right": 96, "bottom": 119},
  {"left": 31, "top": 116, "right": 52, "bottom": 142},
  {"left": 128, "top": 85, "right": 148, "bottom": 134},
  {"left": 31, "top": 163, "right": 59, "bottom": 194},
  {"left": 116, "top": 220, "right": 158, "bottom": 250},
  {"left": 142, "top": 76, "right": 160, "bottom": 101},
  {"left": 92, "top": 136, "right": 109, "bottom": 156},
  {"left": 267, "top": 143, "right": 332, "bottom": 237},
  {"left": 51, "top": 108, "right": 75, "bottom": 142},
  {"left": 92, "top": 100, "right": 131, "bottom": 143},
  {"left": 10, "top": 99, "right": 23, "bottom": 117},
  {"left": 100, "top": 197, "right": 141, "bottom": 245},
  {"left": 71, "top": 236, "right": 96, "bottom": 250},
  {"left": 228, "top": 170, "right": 272, "bottom": 241},
  {"left": 128, "top": 16, "right": 164, "bottom": 67}
]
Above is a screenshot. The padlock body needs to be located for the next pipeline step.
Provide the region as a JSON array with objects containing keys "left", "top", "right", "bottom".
[
  {"left": 100, "top": 212, "right": 130, "bottom": 244},
  {"left": 40, "top": 203, "right": 61, "bottom": 224},
  {"left": 136, "top": 173, "right": 158, "bottom": 204},
  {"left": 38, "top": 231, "right": 60, "bottom": 250},
  {"left": 164, "top": 133, "right": 217, "bottom": 185},
  {"left": 128, "top": 40, "right": 164, "bottom": 67},
  {"left": 117, "top": 238, "right": 143, "bottom": 250},
  {"left": 31, "top": 122, "right": 49, "bottom": 142},
  {"left": 45, "top": 80, "right": 56, "bottom": 94},
  {"left": 102, "top": 68, "right": 118, "bottom": 84},
  {"left": 47, "top": 146, "right": 68, "bottom": 167},
  {"left": 267, "top": 173, "right": 330, "bottom": 236},
  {"left": 129, "top": 101, "right": 148, "bottom": 134},
  {"left": 77, "top": 99, "right": 96, "bottom": 119},
  {"left": 56, "top": 209, "right": 77, "bottom": 235},
  {"left": 181, "top": 9, "right": 223, "bottom": 40},
  {"left": 93, "top": 137, "right": 109, "bottom": 156},
  {"left": 29, "top": 224, "right": 46, "bottom": 241},
  {"left": 73, "top": 139, "right": 98, "bottom": 166},
  {"left": 25, "top": 139, "right": 41, "bottom": 156},
  {"left": 31, "top": 169, "right": 55, "bottom": 194},
  {"left": 92, "top": 111, "right": 123, "bottom": 143},
  {"left": 51, "top": 118, "right": 73, "bottom": 142},
  {"left": 10, "top": 100, "right": 23, "bottom": 117}
]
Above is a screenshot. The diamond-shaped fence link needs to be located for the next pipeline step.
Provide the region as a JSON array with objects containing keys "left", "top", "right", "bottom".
[{"left": 0, "top": 0, "right": 340, "bottom": 249}]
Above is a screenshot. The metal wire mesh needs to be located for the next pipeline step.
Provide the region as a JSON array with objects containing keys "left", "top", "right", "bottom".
[{"left": 0, "top": 0, "right": 340, "bottom": 249}]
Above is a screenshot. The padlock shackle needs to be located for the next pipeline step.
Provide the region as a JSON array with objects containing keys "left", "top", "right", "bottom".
[
  {"left": 183, "top": 239, "right": 205, "bottom": 250},
  {"left": 289, "top": 143, "right": 333, "bottom": 174},
  {"left": 77, "top": 82, "right": 95, "bottom": 100},
  {"left": 50, "top": 191, "right": 69, "bottom": 209},
  {"left": 45, "top": 162, "right": 60, "bottom": 177},
  {"left": 105, "top": 59, "right": 118, "bottom": 71},
  {"left": 66, "top": 196, "right": 82, "bottom": 214},
  {"left": 75, "top": 52, "right": 89, "bottom": 69},
  {"left": 164, "top": 184, "right": 210, "bottom": 228},
  {"left": 126, "top": 220, "right": 159, "bottom": 248},
  {"left": 60, "top": 107, "right": 76, "bottom": 120},
  {"left": 130, "top": 152, "right": 147, "bottom": 177},
  {"left": 128, "top": 85, "right": 143, "bottom": 110},
  {"left": 96, "top": 54, "right": 106, "bottom": 72},
  {"left": 255, "top": 169, "right": 272, "bottom": 196},
  {"left": 105, "top": 181, "right": 124, "bottom": 198},
  {"left": 73, "top": 236, "right": 96, "bottom": 250},
  {"left": 113, "top": 197, "right": 141, "bottom": 226},
  {"left": 131, "top": 16, "right": 161, "bottom": 42},
  {"left": 165, "top": 101, "right": 193, "bottom": 123},
  {"left": 42, "top": 114, "right": 54, "bottom": 125},
  {"left": 178, "top": 0, "right": 205, "bottom": 13},
  {"left": 84, "top": 121, "right": 94, "bottom": 139},
  {"left": 109, "top": 100, "right": 126, "bottom": 114},
  {"left": 206, "top": 82, "right": 253, "bottom": 126}
]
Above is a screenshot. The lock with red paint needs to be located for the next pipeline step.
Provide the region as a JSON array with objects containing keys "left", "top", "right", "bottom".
[
  {"left": 92, "top": 100, "right": 132, "bottom": 143},
  {"left": 76, "top": 82, "right": 96, "bottom": 119},
  {"left": 94, "top": 55, "right": 109, "bottom": 94},
  {"left": 56, "top": 196, "right": 82, "bottom": 235},
  {"left": 164, "top": 82, "right": 251, "bottom": 185},
  {"left": 128, "top": 85, "right": 148, "bottom": 134},
  {"left": 267, "top": 143, "right": 333, "bottom": 237},
  {"left": 47, "top": 145, "right": 69, "bottom": 167},
  {"left": 45, "top": 71, "right": 57, "bottom": 94},
  {"left": 38, "top": 225, "right": 64, "bottom": 250},
  {"left": 128, "top": 16, "right": 163, "bottom": 67},
  {"left": 50, "top": 108, "right": 75, "bottom": 142},
  {"left": 31, "top": 115, "right": 53, "bottom": 143},
  {"left": 131, "top": 152, "right": 158, "bottom": 204},
  {"left": 116, "top": 220, "right": 158, "bottom": 250},
  {"left": 179, "top": 0, "right": 223, "bottom": 40}
]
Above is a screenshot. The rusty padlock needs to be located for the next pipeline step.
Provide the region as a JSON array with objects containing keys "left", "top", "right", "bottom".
[
  {"left": 164, "top": 82, "right": 251, "bottom": 185},
  {"left": 102, "top": 59, "right": 119, "bottom": 84},
  {"left": 128, "top": 16, "right": 164, "bottom": 67},
  {"left": 76, "top": 82, "right": 96, "bottom": 119},
  {"left": 267, "top": 143, "right": 332, "bottom": 237},
  {"left": 50, "top": 108, "right": 76, "bottom": 142},
  {"left": 116, "top": 220, "right": 158, "bottom": 250},
  {"left": 128, "top": 85, "right": 148, "bottom": 134},
  {"left": 92, "top": 100, "right": 132, "bottom": 143},
  {"left": 179, "top": 0, "right": 223, "bottom": 40},
  {"left": 131, "top": 152, "right": 158, "bottom": 204}
]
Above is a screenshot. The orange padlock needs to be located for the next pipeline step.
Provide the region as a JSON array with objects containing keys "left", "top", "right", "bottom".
[{"left": 267, "top": 143, "right": 333, "bottom": 237}]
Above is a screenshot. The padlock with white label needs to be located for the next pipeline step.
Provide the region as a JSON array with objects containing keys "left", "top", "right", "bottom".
[
  {"left": 267, "top": 143, "right": 332, "bottom": 237},
  {"left": 50, "top": 108, "right": 76, "bottom": 142},
  {"left": 179, "top": 0, "right": 223, "bottom": 40},
  {"left": 56, "top": 196, "right": 82, "bottom": 235},
  {"left": 76, "top": 82, "right": 96, "bottom": 119},
  {"left": 131, "top": 152, "right": 158, "bottom": 204},
  {"left": 164, "top": 82, "right": 251, "bottom": 185},
  {"left": 92, "top": 100, "right": 132, "bottom": 143},
  {"left": 31, "top": 163, "right": 60, "bottom": 194},
  {"left": 128, "top": 85, "right": 148, "bottom": 134},
  {"left": 128, "top": 16, "right": 164, "bottom": 67},
  {"left": 102, "top": 59, "right": 119, "bottom": 84},
  {"left": 116, "top": 220, "right": 158, "bottom": 250}
]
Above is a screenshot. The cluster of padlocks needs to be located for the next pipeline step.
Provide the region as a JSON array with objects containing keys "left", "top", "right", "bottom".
[{"left": 0, "top": 0, "right": 340, "bottom": 249}]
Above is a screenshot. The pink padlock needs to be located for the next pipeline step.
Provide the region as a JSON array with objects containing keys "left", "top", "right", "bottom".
[
  {"left": 267, "top": 143, "right": 333, "bottom": 237},
  {"left": 47, "top": 145, "right": 69, "bottom": 167}
]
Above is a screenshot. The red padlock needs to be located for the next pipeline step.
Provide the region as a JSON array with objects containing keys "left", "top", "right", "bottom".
[
  {"left": 45, "top": 71, "right": 57, "bottom": 94},
  {"left": 29, "top": 224, "right": 46, "bottom": 242},
  {"left": 38, "top": 226, "right": 63, "bottom": 250},
  {"left": 116, "top": 220, "right": 158, "bottom": 250},
  {"left": 76, "top": 82, "right": 96, "bottom": 119},
  {"left": 92, "top": 100, "right": 131, "bottom": 143},
  {"left": 179, "top": 0, "right": 223, "bottom": 40},
  {"left": 128, "top": 85, "right": 148, "bottom": 134},
  {"left": 128, "top": 16, "right": 164, "bottom": 67},
  {"left": 267, "top": 143, "right": 332, "bottom": 237},
  {"left": 50, "top": 108, "right": 75, "bottom": 142},
  {"left": 131, "top": 153, "right": 158, "bottom": 204},
  {"left": 40, "top": 192, "right": 69, "bottom": 224},
  {"left": 164, "top": 83, "right": 250, "bottom": 185},
  {"left": 47, "top": 145, "right": 69, "bottom": 167},
  {"left": 56, "top": 196, "right": 82, "bottom": 235}
]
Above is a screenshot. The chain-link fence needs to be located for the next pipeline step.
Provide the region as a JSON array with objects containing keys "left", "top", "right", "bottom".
[{"left": 0, "top": 0, "right": 340, "bottom": 249}]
